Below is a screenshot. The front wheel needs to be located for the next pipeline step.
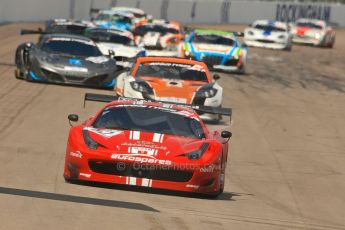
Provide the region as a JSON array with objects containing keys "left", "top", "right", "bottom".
[{"left": 237, "top": 64, "right": 246, "bottom": 74}]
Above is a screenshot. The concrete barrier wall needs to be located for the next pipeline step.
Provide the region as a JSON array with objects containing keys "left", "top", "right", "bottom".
[{"left": 0, "top": 0, "right": 344, "bottom": 27}]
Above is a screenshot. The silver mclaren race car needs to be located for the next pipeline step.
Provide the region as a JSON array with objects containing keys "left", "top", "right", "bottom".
[{"left": 15, "top": 32, "right": 117, "bottom": 88}]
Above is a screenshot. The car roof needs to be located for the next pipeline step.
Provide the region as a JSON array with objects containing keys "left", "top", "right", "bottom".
[
  {"left": 297, "top": 18, "right": 325, "bottom": 23},
  {"left": 111, "top": 7, "right": 145, "bottom": 15},
  {"left": 100, "top": 10, "right": 134, "bottom": 18},
  {"left": 138, "top": 21, "right": 179, "bottom": 29},
  {"left": 86, "top": 27, "right": 133, "bottom": 37}
]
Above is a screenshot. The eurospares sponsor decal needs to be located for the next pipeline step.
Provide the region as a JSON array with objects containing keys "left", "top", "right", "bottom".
[
  {"left": 276, "top": 4, "right": 331, "bottom": 22},
  {"left": 111, "top": 153, "right": 172, "bottom": 165}
]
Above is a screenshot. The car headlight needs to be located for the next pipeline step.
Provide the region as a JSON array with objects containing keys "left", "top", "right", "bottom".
[
  {"left": 314, "top": 33, "right": 321, "bottom": 39},
  {"left": 168, "top": 37, "right": 178, "bottom": 44},
  {"left": 39, "top": 55, "right": 54, "bottom": 63},
  {"left": 278, "top": 35, "right": 286, "bottom": 39},
  {"left": 83, "top": 129, "right": 101, "bottom": 150},
  {"left": 186, "top": 143, "right": 209, "bottom": 160},
  {"left": 130, "top": 81, "right": 153, "bottom": 94},
  {"left": 195, "top": 87, "right": 218, "bottom": 98}
]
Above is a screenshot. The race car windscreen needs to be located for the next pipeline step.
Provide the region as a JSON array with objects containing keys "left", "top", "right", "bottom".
[
  {"left": 95, "top": 14, "right": 132, "bottom": 24},
  {"left": 87, "top": 31, "right": 135, "bottom": 46},
  {"left": 133, "top": 25, "right": 179, "bottom": 36},
  {"left": 254, "top": 24, "right": 286, "bottom": 32},
  {"left": 93, "top": 106, "right": 205, "bottom": 139},
  {"left": 296, "top": 22, "right": 323, "bottom": 29},
  {"left": 41, "top": 38, "right": 102, "bottom": 57},
  {"left": 192, "top": 34, "right": 234, "bottom": 46},
  {"left": 135, "top": 62, "right": 208, "bottom": 82}
]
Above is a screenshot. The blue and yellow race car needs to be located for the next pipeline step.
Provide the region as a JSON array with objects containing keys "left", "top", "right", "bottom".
[{"left": 181, "top": 29, "right": 248, "bottom": 73}]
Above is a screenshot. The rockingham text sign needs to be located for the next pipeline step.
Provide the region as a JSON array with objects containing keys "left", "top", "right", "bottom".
[{"left": 276, "top": 3, "right": 331, "bottom": 22}]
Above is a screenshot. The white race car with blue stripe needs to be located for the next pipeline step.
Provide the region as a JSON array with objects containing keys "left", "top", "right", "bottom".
[
  {"left": 181, "top": 29, "right": 248, "bottom": 74},
  {"left": 244, "top": 20, "right": 292, "bottom": 50}
]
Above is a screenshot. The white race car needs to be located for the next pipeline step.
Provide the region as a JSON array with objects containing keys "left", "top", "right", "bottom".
[
  {"left": 133, "top": 20, "right": 183, "bottom": 57},
  {"left": 244, "top": 20, "right": 292, "bottom": 50},
  {"left": 291, "top": 18, "right": 335, "bottom": 48},
  {"left": 85, "top": 28, "right": 146, "bottom": 69},
  {"left": 110, "top": 7, "right": 152, "bottom": 25}
]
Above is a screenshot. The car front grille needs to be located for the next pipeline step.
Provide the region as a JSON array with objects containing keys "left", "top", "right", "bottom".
[
  {"left": 192, "top": 96, "right": 206, "bottom": 106},
  {"left": 84, "top": 74, "right": 109, "bottom": 86},
  {"left": 201, "top": 56, "right": 224, "bottom": 67},
  {"left": 41, "top": 68, "right": 64, "bottom": 82},
  {"left": 224, "top": 58, "right": 239, "bottom": 66},
  {"left": 256, "top": 39, "right": 275, "bottom": 43},
  {"left": 114, "top": 56, "right": 130, "bottom": 62},
  {"left": 88, "top": 161, "right": 193, "bottom": 182},
  {"left": 65, "top": 75, "right": 85, "bottom": 82}
]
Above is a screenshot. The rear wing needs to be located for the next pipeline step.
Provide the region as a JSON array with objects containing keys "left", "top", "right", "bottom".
[
  {"left": 84, "top": 93, "right": 232, "bottom": 117},
  {"left": 20, "top": 29, "right": 46, "bottom": 35}
]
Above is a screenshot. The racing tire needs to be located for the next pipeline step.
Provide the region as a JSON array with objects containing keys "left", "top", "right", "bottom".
[
  {"left": 283, "top": 43, "right": 292, "bottom": 51},
  {"left": 327, "top": 37, "right": 335, "bottom": 48},
  {"left": 213, "top": 114, "right": 222, "bottom": 124},
  {"left": 64, "top": 176, "right": 77, "bottom": 184},
  {"left": 14, "top": 69, "right": 23, "bottom": 79},
  {"left": 237, "top": 64, "right": 246, "bottom": 74},
  {"left": 205, "top": 188, "right": 224, "bottom": 199},
  {"left": 24, "top": 69, "right": 34, "bottom": 82}
]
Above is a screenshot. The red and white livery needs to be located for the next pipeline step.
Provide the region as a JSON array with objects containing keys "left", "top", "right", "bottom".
[
  {"left": 64, "top": 94, "right": 232, "bottom": 196},
  {"left": 291, "top": 18, "right": 335, "bottom": 48}
]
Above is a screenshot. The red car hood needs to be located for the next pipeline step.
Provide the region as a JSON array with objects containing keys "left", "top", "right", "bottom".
[{"left": 85, "top": 127, "right": 204, "bottom": 159}]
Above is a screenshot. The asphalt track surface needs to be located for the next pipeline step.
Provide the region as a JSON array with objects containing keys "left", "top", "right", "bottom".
[{"left": 0, "top": 23, "right": 345, "bottom": 230}]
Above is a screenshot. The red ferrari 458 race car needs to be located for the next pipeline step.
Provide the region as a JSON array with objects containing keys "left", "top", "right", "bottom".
[{"left": 64, "top": 93, "right": 232, "bottom": 196}]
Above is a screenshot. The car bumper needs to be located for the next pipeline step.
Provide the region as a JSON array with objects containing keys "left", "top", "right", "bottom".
[
  {"left": 212, "top": 65, "right": 241, "bottom": 71},
  {"left": 29, "top": 69, "right": 116, "bottom": 88},
  {"left": 292, "top": 36, "right": 321, "bottom": 46},
  {"left": 64, "top": 148, "right": 222, "bottom": 194},
  {"left": 245, "top": 40, "right": 288, "bottom": 49}
]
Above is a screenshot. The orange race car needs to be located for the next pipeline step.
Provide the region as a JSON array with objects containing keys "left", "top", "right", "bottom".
[{"left": 115, "top": 57, "right": 224, "bottom": 122}]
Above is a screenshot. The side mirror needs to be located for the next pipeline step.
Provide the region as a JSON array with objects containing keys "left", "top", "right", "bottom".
[
  {"left": 138, "top": 42, "right": 145, "bottom": 49},
  {"left": 213, "top": 74, "right": 220, "bottom": 81},
  {"left": 25, "top": 42, "right": 35, "bottom": 49},
  {"left": 221, "top": 131, "right": 232, "bottom": 139},
  {"left": 68, "top": 114, "right": 79, "bottom": 126},
  {"left": 108, "top": 50, "right": 115, "bottom": 58}
]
